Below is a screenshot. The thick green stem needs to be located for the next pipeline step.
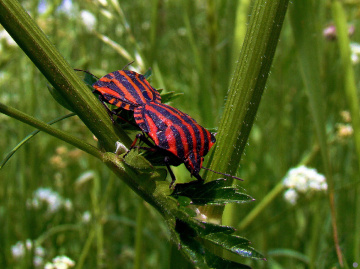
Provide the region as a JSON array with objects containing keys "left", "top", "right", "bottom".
[
  {"left": 134, "top": 202, "right": 145, "bottom": 269},
  {"left": 203, "top": 0, "right": 289, "bottom": 220},
  {"left": 332, "top": 0, "right": 360, "bottom": 263}
]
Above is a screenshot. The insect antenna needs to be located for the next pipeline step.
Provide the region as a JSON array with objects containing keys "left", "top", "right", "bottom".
[
  {"left": 201, "top": 166, "right": 243, "bottom": 181},
  {"left": 122, "top": 60, "right": 135, "bottom": 70},
  {"left": 74, "top": 69, "right": 99, "bottom": 79}
]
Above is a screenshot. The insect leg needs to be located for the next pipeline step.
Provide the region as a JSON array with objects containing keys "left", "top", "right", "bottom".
[
  {"left": 192, "top": 172, "right": 204, "bottom": 183},
  {"left": 94, "top": 92, "right": 117, "bottom": 124},
  {"left": 164, "top": 156, "right": 177, "bottom": 188},
  {"left": 123, "top": 133, "right": 154, "bottom": 158}
]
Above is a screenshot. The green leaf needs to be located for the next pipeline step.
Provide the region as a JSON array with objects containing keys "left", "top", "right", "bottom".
[
  {"left": 177, "top": 233, "right": 208, "bottom": 269},
  {"left": 202, "top": 232, "right": 265, "bottom": 260},
  {"left": 160, "top": 91, "right": 184, "bottom": 104},
  {"left": 177, "top": 196, "right": 193, "bottom": 207},
  {"left": 143, "top": 68, "right": 152, "bottom": 79},
  {"left": 122, "top": 150, "right": 154, "bottom": 172},
  {"left": 174, "top": 221, "right": 251, "bottom": 269},
  {"left": 205, "top": 253, "right": 252, "bottom": 269},
  {"left": 197, "top": 221, "right": 235, "bottom": 236},
  {"left": 171, "top": 179, "right": 254, "bottom": 205}
]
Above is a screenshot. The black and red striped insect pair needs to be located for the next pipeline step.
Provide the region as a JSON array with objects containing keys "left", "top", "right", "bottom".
[{"left": 88, "top": 68, "right": 240, "bottom": 186}]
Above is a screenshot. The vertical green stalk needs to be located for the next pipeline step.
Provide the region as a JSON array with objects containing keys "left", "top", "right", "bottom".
[
  {"left": 91, "top": 174, "right": 104, "bottom": 268},
  {"left": 149, "top": 0, "right": 160, "bottom": 66},
  {"left": 222, "top": 0, "right": 251, "bottom": 228},
  {"left": 231, "top": 0, "right": 251, "bottom": 70},
  {"left": 206, "top": 0, "right": 219, "bottom": 108},
  {"left": 183, "top": 7, "right": 212, "bottom": 125},
  {"left": 134, "top": 201, "right": 145, "bottom": 269},
  {"left": 76, "top": 229, "right": 96, "bottom": 269},
  {"left": 289, "top": 0, "right": 344, "bottom": 266},
  {"left": 203, "top": 0, "right": 289, "bottom": 220},
  {"left": 332, "top": 0, "right": 360, "bottom": 263}
]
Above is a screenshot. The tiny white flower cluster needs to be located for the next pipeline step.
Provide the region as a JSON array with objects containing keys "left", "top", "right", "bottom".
[
  {"left": 283, "top": 166, "right": 327, "bottom": 205},
  {"left": 11, "top": 239, "right": 45, "bottom": 267},
  {"left": 350, "top": 42, "right": 360, "bottom": 64},
  {"left": 45, "top": 255, "right": 75, "bottom": 269},
  {"left": 26, "top": 188, "right": 72, "bottom": 214},
  {"left": 80, "top": 10, "right": 97, "bottom": 32},
  {"left": 82, "top": 211, "right": 92, "bottom": 223}
]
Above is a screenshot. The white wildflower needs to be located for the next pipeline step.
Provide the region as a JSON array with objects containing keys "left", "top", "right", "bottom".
[
  {"left": 351, "top": 43, "right": 360, "bottom": 64},
  {"left": 11, "top": 240, "right": 46, "bottom": 267},
  {"left": 34, "top": 188, "right": 63, "bottom": 213},
  {"left": 27, "top": 188, "right": 72, "bottom": 214},
  {"left": 284, "top": 189, "right": 298, "bottom": 205},
  {"left": 11, "top": 241, "right": 25, "bottom": 259},
  {"left": 45, "top": 255, "right": 75, "bottom": 269},
  {"left": 283, "top": 166, "right": 327, "bottom": 204},
  {"left": 33, "top": 256, "right": 44, "bottom": 267},
  {"left": 25, "top": 239, "right": 33, "bottom": 250},
  {"left": 80, "top": 10, "right": 97, "bottom": 31},
  {"left": 63, "top": 199, "right": 73, "bottom": 211},
  {"left": 58, "top": 0, "right": 73, "bottom": 14},
  {"left": 82, "top": 211, "right": 92, "bottom": 223},
  {"left": 35, "top": 246, "right": 45, "bottom": 257},
  {"left": 336, "top": 123, "right": 353, "bottom": 138}
]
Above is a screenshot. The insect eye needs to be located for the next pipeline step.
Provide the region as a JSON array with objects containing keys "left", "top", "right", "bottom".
[{"left": 142, "top": 91, "right": 153, "bottom": 101}]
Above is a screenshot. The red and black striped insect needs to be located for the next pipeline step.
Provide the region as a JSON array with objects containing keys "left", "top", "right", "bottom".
[
  {"left": 92, "top": 69, "right": 161, "bottom": 110},
  {"left": 131, "top": 102, "right": 216, "bottom": 185},
  {"left": 90, "top": 68, "right": 240, "bottom": 186}
]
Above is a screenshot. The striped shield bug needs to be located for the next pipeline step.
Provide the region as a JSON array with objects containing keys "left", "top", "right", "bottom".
[
  {"left": 85, "top": 67, "right": 241, "bottom": 186},
  {"left": 92, "top": 69, "right": 161, "bottom": 111},
  {"left": 130, "top": 102, "right": 216, "bottom": 186}
]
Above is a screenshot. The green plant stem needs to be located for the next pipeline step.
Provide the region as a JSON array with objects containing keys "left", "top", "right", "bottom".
[
  {"left": 0, "top": 102, "right": 102, "bottom": 160},
  {"left": 231, "top": 0, "right": 251, "bottom": 69},
  {"left": 134, "top": 201, "right": 145, "bottom": 269},
  {"left": 0, "top": 0, "right": 131, "bottom": 152},
  {"left": 289, "top": 0, "right": 344, "bottom": 266},
  {"left": 238, "top": 182, "right": 284, "bottom": 231},
  {"left": 149, "top": 0, "right": 160, "bottom": 66},
  {"left": 0, "top": 112, "right": 75, "bottom": 168},
  {"left": 36, "top": 224, "right": 81, "bottom": 246},
  {"left": 76, "top": 229, "right": 96, "bottom": 269},
  {"left": 234, "top": 139, "right": 321, "bottom": 231},
  {"left": 91, "top": 173, "right": 104, "bottom": 268},
  {"left": 332, "top": 1, "right": 360, "bottom": 263},
  {"left": 183, "top": 10, "right": 213, "bottom": 125},
  {"left": 206, "top": 0, "right": 219, "bottom": 106},
  {"left": 202, "top": 0, "right": 289, "bottom": 220}
]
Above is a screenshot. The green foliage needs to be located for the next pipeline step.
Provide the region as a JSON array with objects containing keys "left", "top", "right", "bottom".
[
  {"left": 0, "top": 0, "right": 358, "bottom": 268},
  {"left": 171, "top": 179, "right": 254, "bottom": 205}
]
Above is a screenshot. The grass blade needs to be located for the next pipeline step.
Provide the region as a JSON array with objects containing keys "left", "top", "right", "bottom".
[{"left": 0, "top": 113, "right": 76, "bottom": 169}]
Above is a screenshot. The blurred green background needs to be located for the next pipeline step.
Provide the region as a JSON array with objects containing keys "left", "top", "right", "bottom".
[{"left": 0, "top": 0, "right": 359, "bottom": 268}]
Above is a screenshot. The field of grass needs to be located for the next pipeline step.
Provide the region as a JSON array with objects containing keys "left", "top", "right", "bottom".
[{"left": 0, "top": 0, "right": 359, "bottom": 268}]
